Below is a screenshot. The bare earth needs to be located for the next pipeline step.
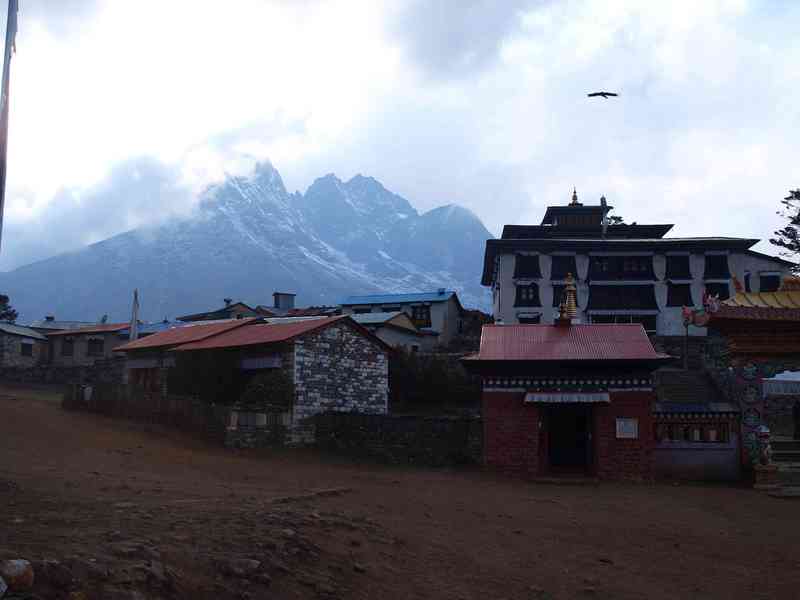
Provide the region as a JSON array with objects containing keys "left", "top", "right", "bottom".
[{"left": 0, "top": 384, "right": 798, "bottom": 600}]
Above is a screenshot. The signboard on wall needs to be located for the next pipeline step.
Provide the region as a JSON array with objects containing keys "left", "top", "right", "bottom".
[{"left": 616, "top": 418, "right": 639, "bottom": 439}]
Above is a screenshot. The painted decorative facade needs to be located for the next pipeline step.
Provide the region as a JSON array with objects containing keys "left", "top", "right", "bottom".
[{"left": 482, "top": 191, "right": 793, "bottom": 336}]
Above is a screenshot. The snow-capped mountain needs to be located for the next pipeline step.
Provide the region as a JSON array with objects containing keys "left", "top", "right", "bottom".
[{"left": 0, "top": 163, "right": 493, "bottom": 322}]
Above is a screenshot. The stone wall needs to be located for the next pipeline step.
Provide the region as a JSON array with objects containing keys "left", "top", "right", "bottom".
[
  {"left": 0, "top": 334, "right": 46, "bottom": 368},
  {"left": 0, "top": 356, "right": 126, "bottom": 385},
  {"left": 764, "top": 394, "right": 800, "bottom": 437},
  {"left": 314, "top": 412, "right": 482, "bottom": 466},
  {"left": 291, "top": 322, "right": 388, "bottom": 442}
]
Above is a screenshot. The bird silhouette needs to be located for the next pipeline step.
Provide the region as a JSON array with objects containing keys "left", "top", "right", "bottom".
[{"left": 587, "top": 92, "right": 618, "bottom": 99}]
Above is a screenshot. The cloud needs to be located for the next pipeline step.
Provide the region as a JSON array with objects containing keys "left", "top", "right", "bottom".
[
  {"left": 1, "top": 0, "right": 798, "bottom": 272},
  {"left": 388, "top": 0, "right": 536, "bottom": 78},
  {"left": 0, "top": 157, "right": 194, "bottom": 270}
]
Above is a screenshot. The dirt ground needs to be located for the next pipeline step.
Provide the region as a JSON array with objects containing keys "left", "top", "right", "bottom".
[{"left": 0, "top": 383, "right": 798, "bottom": 600}]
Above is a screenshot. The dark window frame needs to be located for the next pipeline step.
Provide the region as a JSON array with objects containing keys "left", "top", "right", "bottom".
[
  {"left": 704, "top": 282, "right": 730, "bottom": 301},
  {"left": 703, "top": 254, "right": 731, "bottom": 279},
  {"left": 411, "top": 305, "right": 432, "bottom": 328},
  {"left": 87, "top": 337, "right": 105, "bottom": 357},
  {"left": 666, "top": 283, "right": 694, "bottom": 307},
  {"left": 61, "top": 338, "right": 74, "bottom": 357},
  {"left": 518, "top": 315, "right": 541, "bottom": 324},
  {"left": 20, "top": 343, "right": 33, "bottom": 357},
  {"left": 759, "top": 274, "right": 781, "bottom": 293},
  {"left": 513, "top": 254, "right": 542, "bottom": 279},
  {"left": 588, "top": 255, "right": 655, "bottom": 281},
  {"left": 550, "top": 255, "right": 578, "bottom": 280},
  {"left": 514, "top": 283, "right": 541, "bottom": 307},
  {"left": 587, "top": 285, "right": 658, "bottom": 310},
  {"left": 664, "top": 255, "right": 691, "bottom": 280}
]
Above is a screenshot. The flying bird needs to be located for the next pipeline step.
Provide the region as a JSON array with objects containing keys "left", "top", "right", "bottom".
[{"left": 587, "top": 91, "right": 618, "bottom": 99}]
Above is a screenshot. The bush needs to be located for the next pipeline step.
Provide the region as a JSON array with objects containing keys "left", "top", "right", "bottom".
[{"left": 239, "top": 369, "right": 294, "bottom": 410}]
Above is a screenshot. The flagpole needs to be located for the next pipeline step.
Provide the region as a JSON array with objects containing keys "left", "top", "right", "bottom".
[{"left": 0, "top": 0, "right": 19, "bottom": 255}]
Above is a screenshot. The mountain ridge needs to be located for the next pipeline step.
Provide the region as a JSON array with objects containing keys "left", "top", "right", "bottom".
[{"left": 0, "top": 162, "right": 492, "bottom": 321}]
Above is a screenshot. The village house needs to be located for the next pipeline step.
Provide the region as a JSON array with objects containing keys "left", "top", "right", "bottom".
[
  {"left": 47, "top": 322, "right": 133, "bottom": 367},
  {"left": 114, "top": 315, "right": 390, "bottom": 443},
  {"left": 483, "top": 190, "right": 794, "bottom": 340},
  {"left": 340, "top": 289, "right": 464, "bottom": 348},
  {"left": 463, "top": 283, "right": 672, "bottom": 480},
  {"left": 28, "top": 315, "right": 95, "bottom": 335},
  {"left": 0, "top": 323, "right": 47, "bottom": 367},
  {"left": 351, "top": 311, "right": 429, "bottom": 352},
  {"left": 177, "top": 293, "right": 340, "bottom": 322},
  {"left": 176, "top": 299, "right": 272, "bottom": 322}
]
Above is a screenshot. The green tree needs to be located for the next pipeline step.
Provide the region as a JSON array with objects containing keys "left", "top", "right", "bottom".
[
  {"left": 770, "top": 189, "right": 800, "bottom": 272},
  {"left": 0, "top": 294, "right": 18, "bottom": 322}
]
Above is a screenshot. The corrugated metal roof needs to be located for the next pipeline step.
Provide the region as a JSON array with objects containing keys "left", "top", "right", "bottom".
[
  {"left": 47, "top": 323, "right": 130, "bottom": 337},
  {"left": 115, "top": 319, "right": 257, "bottom": 352},
  {"left": 713, "top": 305, "right": 800, "bottom": 322},
  {"left": 0, "top": 323, "right": 47, "bottom": 340},
  {"left": 468, "top": 323, "right": 668, "bottom": 362},
  {"left": 341, "top": 290, "right": 456, "bottom": 305},
  {"left": 28, "top": 319, "right": 95, "bottom": 331},
  {"left": 351, "top": 311, "right": 404, "bottom": 325},
  {"left": 175, "top": 316, "right": 354, "bottom": 351}
]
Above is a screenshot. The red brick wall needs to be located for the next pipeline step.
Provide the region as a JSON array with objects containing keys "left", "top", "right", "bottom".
[
  {"left": 482, "top": 392, "right": 540, "bottom": 477},
  {"left": 594, "top": 391, "right": 655, "bottom": 480},
  {"left": 483, "top": 390, "right": 655, "bottom": 480}
]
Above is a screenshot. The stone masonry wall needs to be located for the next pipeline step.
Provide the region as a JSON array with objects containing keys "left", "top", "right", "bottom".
[
  {"left": 291, "top": 322, "right": 388, "bottom": 442},
  {"left": 314, "top": 412, "right": 482, "bottom": 466},
  {"left": 0, "top": 334, "right": 46, "bottom": 368},
  {"left": 0, "top": 356, "right": 126, "bottom": 385},
  {"left": 594, "top": 391, "right": 655, "bottom": 481}
]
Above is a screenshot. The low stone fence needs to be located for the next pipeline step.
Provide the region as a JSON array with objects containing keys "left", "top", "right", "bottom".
[
  {"left": 0, "top": 357, "right": 126, "bottom": 385},
  {"left": 62, "top": 383, "right": 288, "bottom": 448},
  {"left": 314, "top": 412, "right": 483, "bottom": 467}
]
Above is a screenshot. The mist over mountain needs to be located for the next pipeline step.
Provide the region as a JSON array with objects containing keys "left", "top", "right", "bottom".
[{"left": 0, "top": 163, "right": 492, "bottom": 322}]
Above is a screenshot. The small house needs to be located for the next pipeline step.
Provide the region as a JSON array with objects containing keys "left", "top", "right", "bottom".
[
  {"left": 340, "top": 289, "right": 464, "bottom": 348},
  {"left": 115, "top": 315, "right": 391, "bottom": 443},
  {"left": 0, "top": 323, "right": 48, "bottom": 367},
  {"left": 351, "top": 311, "right": 430, "bottom": 352},
  {"left": 47, "top": 323, "right": 132, "bottom": 367},
  {"left": 463, "top": 316, "right": 671, "bottom": 480}
]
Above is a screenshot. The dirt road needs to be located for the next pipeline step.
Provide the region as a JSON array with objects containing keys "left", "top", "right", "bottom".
[{"left": 0, "top": 384, "right": 797, "bottom": 599}]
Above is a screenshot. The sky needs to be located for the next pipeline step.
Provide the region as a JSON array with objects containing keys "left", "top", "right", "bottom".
[{"left": 0, "top": 0, "right": 798, "bottom": 270}]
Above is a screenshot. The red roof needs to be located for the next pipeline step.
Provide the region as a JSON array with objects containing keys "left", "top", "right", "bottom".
[
  {"left": 713, "top": 305, "right": 800, "bottom": 322},
  {"left": 467, "top": 324, "right": 669, "bottom": 362},
  {"left": 47, "top": 323, "right": 130, "bottom": 337},
  {"left": 115, "top": 319, "right": 257, "bottom": 352},
  {"left": 175, "top": 315, "right": 385, "bottom": 351}
]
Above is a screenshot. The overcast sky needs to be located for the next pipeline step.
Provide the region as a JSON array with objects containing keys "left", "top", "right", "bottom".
[{"left": 0, "top": 0, "right": 797, "bottom": 270}]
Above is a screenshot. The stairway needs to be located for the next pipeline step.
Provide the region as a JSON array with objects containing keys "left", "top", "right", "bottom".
[
  {"left": 654, "top": 368, "right": 723, "bottom": 405},
  {"left": 771, "top": 438, "right": 800, "bottom": 496}
]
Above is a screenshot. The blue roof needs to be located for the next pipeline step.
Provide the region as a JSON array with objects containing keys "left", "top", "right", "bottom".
[{"left": 341, "top": 290, "right": 457, "bottom": 306}]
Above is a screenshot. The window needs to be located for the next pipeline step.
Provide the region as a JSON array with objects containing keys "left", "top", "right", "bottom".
[
  {"left": 514, "top": 283, "right": 541, "bottom": 307},
  {"left": 667, "top": 283, "right": 694, "bottom": 307},
  {"left": 518, "top": 315, "right": 541, "bottom": 324},
  {"left": 759, "top": 274, "right": 781, "bottom": 292},
  {"left": 87, "top": 338, "right": 105, "bottom": 356},
  {"left": 411, "top": 305, "right": 431, "bottom": 327},
  {"left": 654, "top": 422, "right": 729, "bottom": 443},
  {"left": 20, "top": 343, "right": 33, "bottom": 357},
  {"left": 61, "top": 338, "right": 74, "bottom": 357},
  {"left": 550, "top": 255, "right": 577, "bottom": 280},
  {"left": 705, "top": 282, "right": 730, "bottom": 301},
  {"left": 703, "top": 254, "right": 730, "bottom": 279},
  {"left": 552, "top": 285, "right": 580, "bottom": 308},
  {"left": 587, "top": 285, "right": 658, "bottom": 310},
  {"left": 616, "top": 418, "right": 639, "bottom": 439},
  {"left": 513, "top": 254, "right": 541, "bottom": 279},
  {"left": 588, "top": 256, "right": 654, "bottom": 280},
  {"left": 589, "top": 314, "right": 657, "bottom": 333},
  {"left": 353, "top": 308, "right": 372, "bottom": 314},
  {"left": 744, "top": 272, "right": 751, "bottom": 292},
  {"left": 411, "top": 344, "right": 420, "bottom": 353},
  {"left": 665, "top": 255, "right": 691, "bottom": 279}
]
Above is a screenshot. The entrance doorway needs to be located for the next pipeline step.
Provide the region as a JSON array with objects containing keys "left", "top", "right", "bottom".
[{"left": 547, "top": 405, "right": 593, "bottom": 473}]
